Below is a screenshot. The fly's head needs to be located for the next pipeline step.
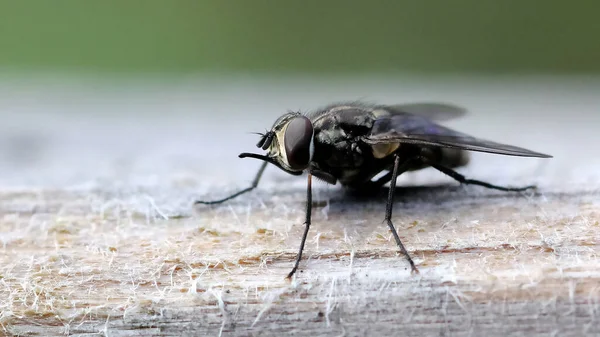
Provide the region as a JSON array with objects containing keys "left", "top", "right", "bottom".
[{"left": 240, "top": 112, "right": 315, "bottom": 176}]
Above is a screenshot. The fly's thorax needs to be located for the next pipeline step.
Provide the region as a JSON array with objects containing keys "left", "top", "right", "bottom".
[{"left": 267, "top": 113, "right": 315, "bottom": 172}]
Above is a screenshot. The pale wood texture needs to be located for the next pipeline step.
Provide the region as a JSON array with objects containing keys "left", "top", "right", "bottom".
[{"left": 0, "top": 78, "right": 599, "bottom": 336}]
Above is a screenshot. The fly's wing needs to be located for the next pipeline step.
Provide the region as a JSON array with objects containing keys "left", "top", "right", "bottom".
[
  {"left": 387, "top": 103, "right": 466, "bottom": 121},
  {"left": 363, "top": 113, "right": 552, "bottom": 158}
]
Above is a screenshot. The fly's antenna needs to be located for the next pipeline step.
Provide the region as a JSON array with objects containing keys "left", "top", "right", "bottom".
[{"left": 256, "top": 131, "right": 275, "bottom": 150}]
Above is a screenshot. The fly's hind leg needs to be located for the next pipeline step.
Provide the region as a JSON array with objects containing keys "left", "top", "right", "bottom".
[{"left": 427, "top": 162, "right": 537, "bottom": 192}]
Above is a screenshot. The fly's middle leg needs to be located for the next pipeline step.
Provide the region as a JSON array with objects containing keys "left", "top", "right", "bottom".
[{"left": 385, "top": 154, "right": 419, "bottom": 274}]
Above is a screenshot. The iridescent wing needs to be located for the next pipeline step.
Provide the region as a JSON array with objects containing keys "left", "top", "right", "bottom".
[{"left": 363, "top": 110, "right": 552, "bottom": 158}]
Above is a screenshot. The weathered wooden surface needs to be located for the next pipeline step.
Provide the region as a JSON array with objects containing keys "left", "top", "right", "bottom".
[{"left": 0, "top": 77, "right": 599, "bottom": 336}]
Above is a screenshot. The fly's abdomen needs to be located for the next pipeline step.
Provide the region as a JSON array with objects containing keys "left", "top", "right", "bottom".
[
  {"left": 440, "top": 148, "right": 470, "bottom": 168},
  {"left": 420, "top": 147, "right": 470, "bottom": 169}
]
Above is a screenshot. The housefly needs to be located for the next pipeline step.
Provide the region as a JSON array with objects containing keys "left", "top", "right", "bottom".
[{"left": 195, "top": 102, "right": 552, "bottom": 278}]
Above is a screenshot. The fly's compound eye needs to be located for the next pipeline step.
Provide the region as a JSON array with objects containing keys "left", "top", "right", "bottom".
[{"left": 284, "top": 116, "right": 314, "bottom": 170}]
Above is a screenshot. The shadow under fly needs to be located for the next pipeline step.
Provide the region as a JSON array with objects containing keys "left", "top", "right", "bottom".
[{"left": 195, "top": 102, "right": 552, "bottom": 279}]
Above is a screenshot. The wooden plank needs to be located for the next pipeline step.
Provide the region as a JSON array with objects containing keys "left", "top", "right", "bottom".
[{"left": 2, "top": 182, "right": 599, "bottom": 336}]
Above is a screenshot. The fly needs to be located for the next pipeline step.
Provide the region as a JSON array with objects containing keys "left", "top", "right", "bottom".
[{"left": 195, "top": 102, "right": 552, "bottom": 279}]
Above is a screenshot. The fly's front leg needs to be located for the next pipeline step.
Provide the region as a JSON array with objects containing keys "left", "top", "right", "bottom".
[
  {"left": 385, "top": 155, "right": 419, "bottom": 274},
  {"left": 286, "top": 173, "right": 313, "bottom": 279},
  {"left": 194, "top": 161, "right": 268, "bottom": 205}
]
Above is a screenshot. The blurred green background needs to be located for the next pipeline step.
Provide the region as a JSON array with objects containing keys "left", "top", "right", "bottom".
[{"left": 1, "top": 1, "right": 598, "bottom": 76}]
